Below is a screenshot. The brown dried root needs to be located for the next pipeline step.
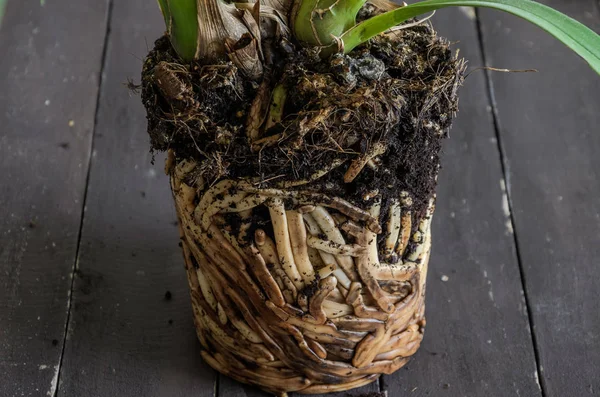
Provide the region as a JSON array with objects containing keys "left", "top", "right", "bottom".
[
  {"left": 278, "top": 158, "right": 346, "bottom": 188},
  {"left": 203, "top": 266, "right": 262, "bottom": 343},
  {"left": 383, "top": 198, "right": 401, "bottom": 261},
  {"left": 332, "top": 268, "right": 352, "bottom": 290},
  {"left": 311, "top": 207, "right": 359, "bottom": 282},
  {"left": 306, "top": 339, "right": 328, "bottom": 359},
  {"left": 195, "top": 304, "right": 272, "bottom": 362},
  {"left": 322, "top": 198, "right": 382, "bottom": 234},
  {"left": 193, "top": 179, "right": 236, "bottom": 230},
  {"left": 294, "top": 106, "right": 334, "bottom": 146},
  {"left": 267, "top": 198, "right": 305, "bottom": 290},
  {"left": 194, "top": 251, "right": 218, "bottom": 311},
  {"left": 339, "top": 219, "right": 363, "bottom": 238},
  {"left": 375, "top": 323, "right": 422, "bottom": 361},
  {"left": 198, "top": 252, "right": 281, "bottom": 359},
  {"left": 179, "top": 183, "right": 198, "bottom": 213},
  {"left": 331, "top": 316, "right": 384, "bottom": 332},
  {"left": 369, "top": 261, "right": 418, "bottom": 281},
  {"left": 302, "top": 213, "right": 342, "bottom": 280},
  {"left": 218, "top": 193, "right": 269, "bottom": 213},
  {"left": 246, "top": 245, "right": 287, "bottom": 307},
  {"left": 212, "top": 217, "right": 252, "bottom": 262},
  {"left": 322, "top": 300, "right": 354, "bottom": 318},
  {"left": 352, "top": 290, "right": 419, "bottom": 368},
  {"left": 306, "top": 246, "right": 325, "bottom": 268},
  {"left": 306, "top": 235, "right": 366, "bottom": 257},
  {"left": 207, "top": 223, "right": 247, "bottom": 270},
  {"left": 297, "top": 204, "right": 316, "bottom": 214},
  {"left": 246, "top": 75, "right": 271, "bottom": 142},
  {"left": 346, "top": 282, "right": 389, "bottom": 321},
  {"left": 306, "top": 275, "right": 337, "bottom": 324},
  {"left": 407, "top": 198, "right": 435, "bottom": 262},
  {"left": 285, "top": 210, "right": 316, "bottom": 285},
  {"left": 177, "top": 195, "right": 269, "bottom": 316},
  {"left": 300, "top": 374, "right": 379, "bottom": 394},
  {"left": 251, "top": 133, "right": 283, "bottom": 151},
  {"left": 255, "top": 229, "right": 298, "bottom": 303},
  {"left": 237, "top": 209, "right": 254, "bottom": 243},
  {"left": 171, "top": 170, "right": 433, "bottom": 395},
  {"left": 239, "top": 183, "right": 382, "bottom": 234},
  {"left": 344, "top": 141, "right": 387, "bottom": 183},
  {"left": 201, "top": 350, "right": 310, "bottom": 394},
  {"left": 327, "top": 288, "right": 345, "bottom": 303},
  {"left": 396, "top": 191, "right": 413, "bottom": 258},
  {"left": 164, "top": 149, "right": 176, "bottom": 175},
  {"left": 355, "top": 201, "right": 396, "bottom": 314}
]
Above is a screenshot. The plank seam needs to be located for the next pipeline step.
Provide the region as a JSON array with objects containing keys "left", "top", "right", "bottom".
[
  {"left": 474, "top": 9, "right": 546, "bottom": 397},
  {"left": 52, "top": 1, "right": 115, "bottom": 396}
]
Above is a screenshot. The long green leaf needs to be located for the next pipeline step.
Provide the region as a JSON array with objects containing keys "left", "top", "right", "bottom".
[
  {"left": 157, "top": 0, "right": 171, "bottom": 32},
  {"left": 0, "top": 0, "right": 7, "bottom": 28},
  {"left": 157, "top": 0, "right": 198, "bottom": 62},
  {"left": 340, "top": 0, "right": 600, "bottom": 75},
  {"left": 293, "top": 0, "right": 368, "bottom": 47}
]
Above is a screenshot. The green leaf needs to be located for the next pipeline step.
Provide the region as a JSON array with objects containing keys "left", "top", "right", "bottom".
[
  {"left": 293, "top": 0, "right": 367, "bottom": 46},
  {"left": 157, "top": 0, "right": 171, "bottom": 32},
  {"left": 157, "top": 0, "right": 198, "bottom": 62},
  {"left": 339, "top": 0, "right": 600, "bottom": 75},
  {"left": 0, "top": 0, "right": 7, "bottom": 28}
]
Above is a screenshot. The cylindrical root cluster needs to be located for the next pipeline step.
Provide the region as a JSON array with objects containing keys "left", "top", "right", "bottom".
[{"left": 170, "top": 155, "right": 434, "bottom": 396}]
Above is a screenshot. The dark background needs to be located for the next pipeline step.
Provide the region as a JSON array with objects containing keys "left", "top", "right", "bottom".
[{"left": 1, "top": 1, "right": 599, "bottom": 396}]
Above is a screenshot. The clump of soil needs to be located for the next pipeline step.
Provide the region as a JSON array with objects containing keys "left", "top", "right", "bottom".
[{"left": 141, "top": 22, "right": 464, "bottom": 220}]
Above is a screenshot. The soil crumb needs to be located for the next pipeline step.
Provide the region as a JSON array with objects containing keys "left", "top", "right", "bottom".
[{"left": 142, "top": 21, "right": 463, "bottom": 222}]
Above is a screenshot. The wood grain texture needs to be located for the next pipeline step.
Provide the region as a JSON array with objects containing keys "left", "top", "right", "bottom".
[
  {"left": 381, "top": 9, "right": 542, "bottom": 397},
  {"left": 478, "top": 1, "right": 600, "bottom": 395},
  {"left": 0, "top": 0, "right": 109, "bottom": 396},
  {"left": 2, "top": 1, "right": 598, "bottom": 396},
  {"left": 54, "top": 0, "right": 216, "bottom": 396}
]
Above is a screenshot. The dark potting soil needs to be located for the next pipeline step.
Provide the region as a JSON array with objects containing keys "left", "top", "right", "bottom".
[{"left": 141, "top": 23, "right": 463, "bottom": 222}]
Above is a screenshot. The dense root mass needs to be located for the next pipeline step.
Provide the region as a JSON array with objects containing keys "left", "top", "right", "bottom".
[
  {"left": 142, "top": 23, "right": 464, "bottom": 221},
  {"left": 172, "top": 159, "right": 433, "bottom": 396},
  {"left": 142, "top": 21, "right": 463, "bottom": 396}
]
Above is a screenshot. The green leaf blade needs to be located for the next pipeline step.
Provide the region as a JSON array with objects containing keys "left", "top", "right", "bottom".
[
  {"left": 293, "top": 0, "right": 368, "bottom": 47},
  {"left": 340, "top": 0, "right": 600, "bottom": 75},
  {"left": 157, "top": 0, "right": 198, "bottom": 62},
  {"left": 0, "top": 0, "right": 7, "bottom": 28},
  {"left": 157, "top": 0, "right": 171, "bottom": 32}
]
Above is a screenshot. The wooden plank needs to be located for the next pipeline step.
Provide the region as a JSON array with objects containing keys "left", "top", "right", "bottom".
[
  {"left": 218, "top": 378, "right": 265, "bottom": 397},
  {"left": 54, "top": 0, "right": 217, "bottom": 396},
  {"left": 0, "top": 0, "right": 109, "bottom": 396},
  {"left": 381, "top": 8, "right": 542, "bottom": 396},
  {"left": 477, "top": 1, "right": 600, "bottom": 395}
]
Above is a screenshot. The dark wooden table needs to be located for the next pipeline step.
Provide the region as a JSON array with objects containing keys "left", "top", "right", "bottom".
[{"left": 1, "top": 1, "right": 599, "bottom": 396}]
